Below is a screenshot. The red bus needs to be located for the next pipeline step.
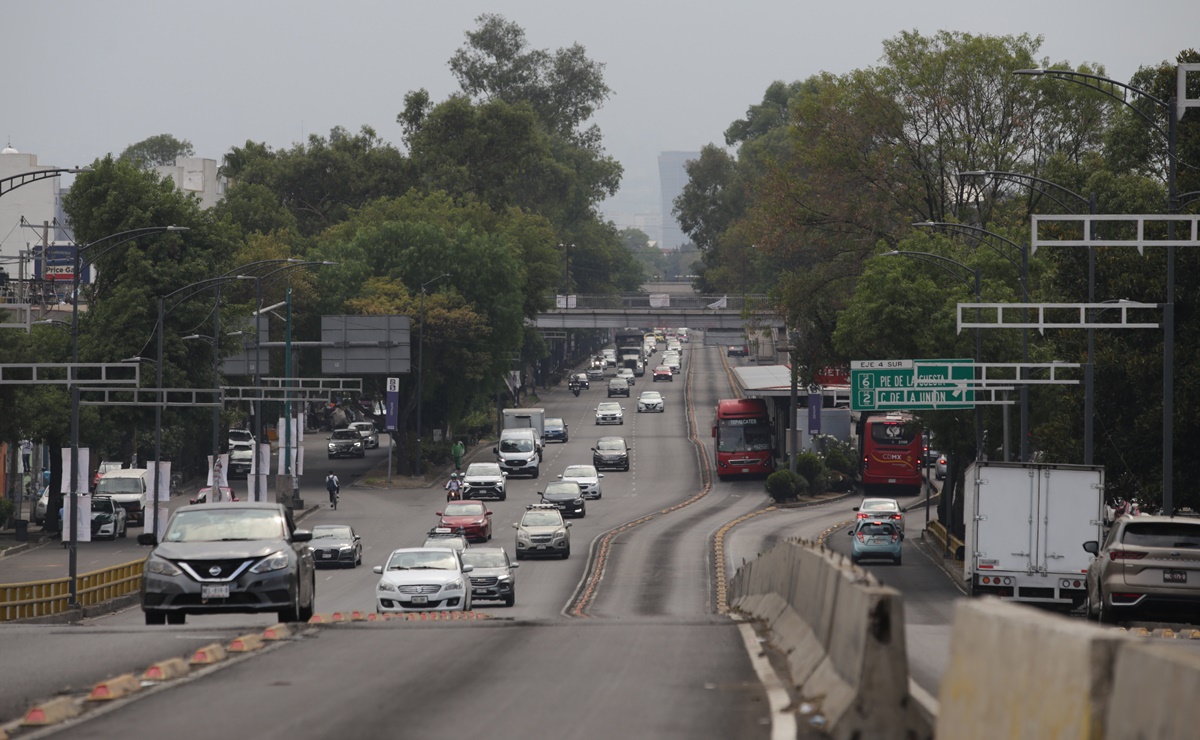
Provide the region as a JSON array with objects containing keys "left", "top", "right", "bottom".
[
  {"left": 713, "top": 398, "right": 774, "bottom": 480},
  {"left": 860, "top": 412, "right": 923, "bottom": 496}
]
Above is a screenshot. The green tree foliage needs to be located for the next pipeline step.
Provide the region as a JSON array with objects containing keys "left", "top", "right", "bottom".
[{"left": 119, "top": 133, "right": 194, "bottom": 169}]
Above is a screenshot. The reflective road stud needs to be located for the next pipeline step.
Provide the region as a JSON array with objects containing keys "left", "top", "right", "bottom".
[
  {"left": 87, "top": 674, "right": 141, "bottom": 701},
  {"left": 261, "top": 623, "right": 293, "bottom": 640},
  {"left": 142, "top": 657, "right": 190, "bottom": 681},
  {"left": 188, "top": 642, "right": 228, "bottom": 666},
  {"left": 22, "top": 697, "right": 81, "bottom": 726}
]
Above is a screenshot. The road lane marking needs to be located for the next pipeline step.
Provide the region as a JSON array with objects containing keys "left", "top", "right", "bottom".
[{"left": 737, "top": 621, "right": 797, "bottom": 740}]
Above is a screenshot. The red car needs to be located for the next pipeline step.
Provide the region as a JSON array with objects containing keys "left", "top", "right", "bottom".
[
  {"left": 437, "top": 500, "right": 493, "bottom": 542},
  {"left": 652, "top": 365, "right": 673, "bottom": 382}
]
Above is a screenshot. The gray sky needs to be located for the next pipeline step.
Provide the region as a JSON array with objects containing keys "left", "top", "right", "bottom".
[{"left": 7, "top": 0, "right": 1197, "bottom": 231}]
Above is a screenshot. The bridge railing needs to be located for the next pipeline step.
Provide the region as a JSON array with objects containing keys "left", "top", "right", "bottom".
[{"left": 544, "top": 294, "right": 772, "bottom": 310}]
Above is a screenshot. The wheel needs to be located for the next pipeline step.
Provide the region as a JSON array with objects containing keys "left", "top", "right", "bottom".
[
  {"left": 516, "top": 551, "right": 525, "bottom": 561},
  {"left": 298, "top": 577, "right": 315, "bottom": 622},
  {"left": 119, "top": 522, "right": 127, "bottom": 539},
  {"left": 355, "top": 549, "right": 362, "bottom": 566},
  {"left": 503, "top": 592, "right": 515, "bottom": 608},
  {"left": 166, "top": 611, "right": 187, "bottom": 625},
  {"left": 851, "top": 556, "right": 860, "bottom": 565},
  {"left": 894, "top": 557, "right": 903, "bottom": 566},
  {"left": 531, "top": 468, "right": 539, "bottom": 479},
  {"left": 278, "top": 583, "right": 303, "bottom": 622},
  {"left": 144, "top": 610, "right": 167, "bottom": 625},
  {"left": 623, "top": 463, "right": 629, "bottom": 472},
  {"left": 500, "top": 492, "right": 507, "bottom": 502},
  {"left": 561, "top": 546, "right": 571, "bottom": 560},
  {"left": 1097, "top": 590, "right": 1116, "bottom": 625}
]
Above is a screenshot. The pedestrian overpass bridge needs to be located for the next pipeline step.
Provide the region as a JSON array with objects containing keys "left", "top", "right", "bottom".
[{"left": 532, "top": 294, "right": 783, "bottom": 330}]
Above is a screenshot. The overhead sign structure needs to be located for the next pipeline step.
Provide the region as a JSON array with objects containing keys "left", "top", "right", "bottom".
[{"left": 851, "top": 359, "right": 975, "bottom": 411}]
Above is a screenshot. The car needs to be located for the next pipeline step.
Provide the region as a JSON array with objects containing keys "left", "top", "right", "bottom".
[
  {"left": 544, "top": 417, "right": 569, "bottom": 444},
  {"left": 423, "top": 527, "right": 470, "bottom": 553},
  {"left": 228, "top": 443, "right": 254, "bottom": 478},
  {"left": 461, "top": 462, "right": 507, "bottom": 501},
  {"left": 92, "top": 460, "right": 123, "bottom": 492},
  {"left": 586, "top": 365, "right": 606, "bottom": 381},
  {"left": 570, "top": 372, "right": 590, "bottom": 390},
  {"left": 541, "top": 481, "right": 586, "bottom": 518},
  {"left": 462, "top": 547, "right": 519, "bottom": 607},
  {"left": 727, "top": 345, "right": 748, "bottom": 357},
  {"left": 923, "top": 448, "right": 941, "bottom": 467},
  {"left": 848, "top": 520, "right": 904, "bottom": 565},
  {"left": 90, "top": 495, "right": 128, "bottom": 540},
  {"left": 373, "top": 547, "right": 473, "bottom": 613},
  {"left": 94, "top": 469, "right": 148, "bottom": 526},
  {"left": 666, "top": 340, "right": 682, "bottom": 354},
  {"left": 310, "top": 524, "right": 363, "bottom": 568},
  {"left": 227, "top": 428, "right": 255, "bottom": 447},
  {"left": 602, "top": 349, "right": 617, "bottom": 368},
  {"left": 348, "top": 421, "right": 379, "bottom": 449},
  {"left": 637, "top": 390, "right": 665, "bottom": 413},
  {"left": 189, "top": 486, "right": 238, "bottom": 504},
  {"left": 495, "top": 430, "right": 541, "bottom": 478},
  {"left": 616, "top": 368, "right": 636, "bottom": 386},
  {"left": 513, "top": 504, "right": 572, "bottom": 560},
  {"left": 559, "top": 464, "right": 603, "bottom": 500},
  {"left": 327, "top": 428, "right": 365, "bottom": 458},
  {"left": 437, "top": 500, "right": 494, "bottom": 542},
  {"left": 138, "top": 502, "right": 316, "bottom": 625},
  {"left": 1083, "top": 515, "right": 1200, "bottom": 624},
  {"left": 608, "top": 378, "right": 631, "bottom": 397},
  {"left": 662, "top": 355, "right": 681, "bottom": 374},
  {"left": 652, "top": 365, "right": 673, "bottom": 382},
  {"left": 593, "top": 436, "right": 630, "bottom": 471},
  {"left": 936, "top": 454, "right": 948, "bottom": 481},
  {"left": 595, "top": 402, "right": 624, "bottom": 425},
  {"left": 854, "top": 498, "right": 905, "bottom": 534},
  {"left": 34, "top": 486, "right": 49, "bottom": 525}
]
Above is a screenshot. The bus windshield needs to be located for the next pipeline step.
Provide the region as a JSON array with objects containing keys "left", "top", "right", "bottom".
[{"left": 717, "top": 419, "right": 771, "bottom": 452}]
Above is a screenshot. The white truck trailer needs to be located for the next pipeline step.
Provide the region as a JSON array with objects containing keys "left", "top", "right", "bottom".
[
  {"left": 502, "top": 408, "right": 546, "bottom": 455},
  {"left": 963, "top": 461, "right": 1104, "bottom": 609}
]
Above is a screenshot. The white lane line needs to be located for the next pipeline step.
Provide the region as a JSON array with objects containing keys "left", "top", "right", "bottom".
[{"left": 736, "top": 621, "right": 796, "bottom": 740}]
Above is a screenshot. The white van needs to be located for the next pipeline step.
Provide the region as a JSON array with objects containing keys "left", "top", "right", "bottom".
[
  {"left": 95, "top": 468, "right": 149, "bottom": 525},
  {"left": 494, "top": 428, "right": 541, "bottom": 478}
]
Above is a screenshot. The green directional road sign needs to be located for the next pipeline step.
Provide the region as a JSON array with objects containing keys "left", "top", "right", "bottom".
[{"left": 850, "top": 359, "right": 975, "bottom": 411}]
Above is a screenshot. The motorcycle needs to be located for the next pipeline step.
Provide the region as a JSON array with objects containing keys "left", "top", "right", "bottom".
[{"left": 571, "top": 383, "right": 581, "bottom": 397}]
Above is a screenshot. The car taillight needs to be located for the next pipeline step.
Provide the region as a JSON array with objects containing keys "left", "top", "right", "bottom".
[
  {"left": 891, "top": 533, "right": 899, "bottom": 543},
  {"left": 890, "top": 514, "right": 902, "bottom": 520},
  {"left": 856, "top": 512, "right": 868, "bottom": 519},
  {"left": 856, "top": 532, "right": 866, "bottom": 543},
  {"left": 1110, "top": 550, "right": 1147, "bottom": 560}
]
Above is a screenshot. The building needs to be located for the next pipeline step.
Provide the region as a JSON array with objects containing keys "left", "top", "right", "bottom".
[
  {"left": 153, "top": 156, "right": 226, "bottom": 210},
  {"left": 657, "top": 151, "right": 700, "bottom": 251},
  {"left": 0, "top": 145, "right": 71, "bottom": 265}
]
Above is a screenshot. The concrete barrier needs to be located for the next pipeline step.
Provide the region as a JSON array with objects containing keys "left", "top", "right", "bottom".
[
  {"left": 1104, "top": 641, "right": 1200, "bottom": 739},
  {"left": 730, "top": 539, "right": 929, "bottom": 738},
  {"left": 937, "top": 598, "right": 1125, "bottom": 739}
]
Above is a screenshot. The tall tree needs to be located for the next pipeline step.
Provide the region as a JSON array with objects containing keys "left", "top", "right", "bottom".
[{"left": 119, "top": 133, "right": 195, "bottom": 169}]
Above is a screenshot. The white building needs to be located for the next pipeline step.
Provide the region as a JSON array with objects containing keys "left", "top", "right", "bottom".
[
  {"left": 153, "top": 156, "right": 226, "bottom": 210},
  {"left": 0, "top": 145, "right": 71, "bottom": 265}
]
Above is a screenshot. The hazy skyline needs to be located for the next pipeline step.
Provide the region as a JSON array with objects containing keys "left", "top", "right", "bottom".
[{"left": 6, "top": 1, "right": 1197, "bottom": 232}]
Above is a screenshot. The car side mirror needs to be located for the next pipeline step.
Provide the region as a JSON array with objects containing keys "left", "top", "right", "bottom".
[
  {"left": 1083, "top": 541, "right": 1099, "bottom": 555},
  {"left": 436, "top": 512, "right": 443, "bottom": 517},
  {"left": 292, "top": 530, "right": 312, "bottom": 543},
  {"left": 501, "top": 472, "right": 508, "bottom": 477},
  {"left": 373, "top": 566, "right": 383, "bottom": 574},
  {"left": 599, "top": 473, "right": 604, "bottom": 478},
  {"left": 492, "top": 447, "right": 498, "bottom": 454},
  {"left": 512, "top": 523, "right": 518, "bottom": 529},
  {"left": 852, "top": 507, "right": 860, "bottom": 512},
  {"left": 847, "top": 530, "right": 854, "bottom": 536},
  {"left": 137, "top": 532, "right": 157, "bottom": 546},
  {"left": 486, "top": 511, "right": 493, "bottom": 516},
  {"left": 462, "top": 564, "right": 474, "bottom": 573},
  {"left": 565, "top": 522, "right": 573, "bottom": 528},
  {"left": 510, "top": 563, "right": 520, "bottom": 569},
  {"left": 591, "top": 448, "right": 597, "bottom": 452},
  {"left": 557, "top": 475, "right": 563, "bottom": 479}
]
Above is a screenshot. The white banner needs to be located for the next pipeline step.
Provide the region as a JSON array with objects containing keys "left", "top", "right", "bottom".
[
  {"left": 58, "top": 448, "right": 90, "bottom": 495},
  {"left": 207, "top": 454, "right": 229, "bottom": 489},
  {"left": 61, "top": 492, "right": 91, "bottom": 543},
  {"left": 295, "top": 444, "right": 304, "bottom": 476},
  {"left": 707, "top": 295, "right": 728, "bottom": 310},
  {"left": 649, "top": 293, "right": 671, "bottom": 308},
  {"left": 150, "top": 461, "right": 171, "bottom": 503}
]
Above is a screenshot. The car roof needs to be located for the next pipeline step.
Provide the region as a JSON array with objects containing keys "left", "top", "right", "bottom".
[
  {"left": 597, "top": 436, "right": 627, "bottom": 445},
  {"left": 176, "top": 502, "right": 283, "bottom": 514}
]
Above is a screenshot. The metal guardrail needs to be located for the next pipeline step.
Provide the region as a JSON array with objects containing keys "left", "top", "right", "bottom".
[
  {"left": 0, "top": 558, "right": 144, "bottom": 622},
  {"left": 544, "top": 294, "right": 771, "bottom": 310}
]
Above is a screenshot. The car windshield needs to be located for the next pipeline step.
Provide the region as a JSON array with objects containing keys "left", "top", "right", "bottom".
[
  {"left": 164, "top": 509, "right": 286, "bottom": 542},
  {"left": 861, "top": 501, "right": 898, "bottom": 512},
  {"left": 596, "top": 439, "right": 626, "bottom": 451},
  {"left": 332, "top": 430, "right": 359, "bottom": 440},
  {"left": 386, "top": 551, "right": 459, "bottom": 570},
  {"left": 640, "top": 393, "right": 661, "bottom": 402},
  {"left": 543, "top": 483, "right": 579, "bottom": 496},
  {"left": 500, "top": 438, "right": 534, "bottom": 453},
  {"left": 96, "top": 478, "right": 142, "bottom": 494},
  {"left": 598, "top": 404, "right": 621, "bottom": 413},
  {"left": 466, "top": 463, "right": 501, "bottom": 476},
  {"left": 312, "top": 525, "right": 353, "bottom": 539},
  {"left": 716, "top": 421, "right": 771, "bottom": 452},
  {"left": 610, "top": 380, "right": 627, "bottom": 387},
  {"left": 563, "top": 466, "right": 596, "bottom": 478},
  {"left": 443, "top": 502, "right": 484, "bottom": 516},
  {"left": 91, "top": 499, "right": 113, "bottom": 513},
  {"left": 461, "top": 551, "right": 508, "bottom": 569},
  {"left": 522, "top": 512, "right": 562, "bottom": 527},
  {"left": 351, "top": 423, "right": 373, "bottom": 433},
  {"left": 1122, "top": 522, "right": 1200, "bottom": 548}
]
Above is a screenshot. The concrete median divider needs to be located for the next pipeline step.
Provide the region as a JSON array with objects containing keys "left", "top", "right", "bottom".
[
  {"left": 1103, "top": 641, "right": 1200, "bottom": 739},
  {"left": 729, "top": 539, "right": 929, "bottom": 738}
]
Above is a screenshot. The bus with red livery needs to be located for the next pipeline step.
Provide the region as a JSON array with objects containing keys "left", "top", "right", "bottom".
[
  {"left": 859, "top": 412, "right": 923, "bottom": 496},
  {"left": 713, "top": 398, "right": 774, "bottom": 480}
]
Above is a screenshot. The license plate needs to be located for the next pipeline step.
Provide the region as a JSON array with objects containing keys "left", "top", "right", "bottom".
[
  {"left": 202, "top": 584, "right": 230, "bottom": 599},
  {"left": 868, "top": 538, "right": 889, "bottom": 545},
  {"left": 888, "top": 478, "right": 897, "bottom": 483},
  {"left": 535, "top": 544, "right": 547, "bottom": 550},
  {"left": 321, "top": 552, "right": 332, "bottom": 559},
  {"left": 1164, "top": 569, "right": 1187, "bottom": 583},
  {"left": 411, "top": 595, "right": 428, "bottom": 604}
]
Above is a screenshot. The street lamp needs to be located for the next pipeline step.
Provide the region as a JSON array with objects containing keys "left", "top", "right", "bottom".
[
  {"left": 65, "top": 225, "right": 187, "bottom": 607},
  {"left": 1014, "top": 66, "right": 1185, "bottom": 514},
  {"left": 414, "top": 273, "right": 452, "bottom": 477}
]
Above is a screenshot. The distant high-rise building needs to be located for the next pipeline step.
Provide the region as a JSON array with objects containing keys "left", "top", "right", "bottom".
[
  {"left": 0, "top": 145, "right": 70, "bottom": 264},
  {"left": 658, "top": 151, "right": 699, "bottom": 251}
]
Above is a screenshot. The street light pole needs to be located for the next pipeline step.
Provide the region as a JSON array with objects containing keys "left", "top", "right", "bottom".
[{"left": 414, "top": 273, "right": 451, "bottom": 478}]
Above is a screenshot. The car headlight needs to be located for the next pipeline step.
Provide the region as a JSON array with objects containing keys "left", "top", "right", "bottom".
[
  {"left": 353, "top": 442, "right": 363, "bottom": 448},
  {"left": 146, "top": 557, "right": 182, "bottom": 576},
  {"left": 339, "top": 545, "right": 353, "bottom": 551},
  {"left": 378, "top": 581, "right": 397, "bottom": 592},
  {"left": 250, "top": 551, "right": 290, "bottom": 574},
  {"left": 443, "top": 580, "right": 463, "bottom": 591},
  {"left": 328, "top": 444, "right": 336, "bottom": 450},
  {"left": 497, "top": 574, "right": 512, "bottom": 582},
  {"left": 554, "top": 529, "right": 568, "bottom": 539},
  {"left": 516, "top": 531, "right": 531, "bottom": 541}
]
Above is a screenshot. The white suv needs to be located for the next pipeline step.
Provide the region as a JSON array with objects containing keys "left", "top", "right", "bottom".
[{"left": 513, "top": 504, "right": 572, "bottom": 560}]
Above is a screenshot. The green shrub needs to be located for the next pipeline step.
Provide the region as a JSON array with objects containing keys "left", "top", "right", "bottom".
[
  {"left": 765, "top": 470, "right": 798, "bottom": 502},
  {"left": 792, "top": 472, "right": 810, "bottom": 497},
  {"left": 795, "top": 452, "right": 824, "bottom": 486},
  {"left": 823, "top": 447, "right": 855, "bottom": 476},
  {"left": 0, "top": 497, "right": 15, "bottom": 527}
]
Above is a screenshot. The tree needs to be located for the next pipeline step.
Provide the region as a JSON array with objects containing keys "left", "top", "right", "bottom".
[{"left": 119, "top": 134, "right": 194, "bottom": 169}]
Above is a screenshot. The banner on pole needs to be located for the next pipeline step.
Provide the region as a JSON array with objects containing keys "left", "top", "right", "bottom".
[
  {"left": 207, "top": 454, "right": 229, "bottom": 489},
  {"left": 153, "top": 461, "right": 171, "bottom": 503},
  {"left": 386, "top": 377, "right": 399, "bottom": 432}
]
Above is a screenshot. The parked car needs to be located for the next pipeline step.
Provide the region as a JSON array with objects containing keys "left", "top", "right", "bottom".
[
  {"left": 349, "top": 421, "right": 379, "bottom": 449},
  {"left": 595, "top": 402, "right": 624, "bottom": 425},
  {"left": 849, "top": 520, "right": 903, "bottom": 565},
  {"left": 461, "top": 462, "right": 507, "bottom": 501},
  {"left": 310, "top": 524, "right": 362, "bottom": 568},
  {"left": 374, "top": 547, "right": 473, "bottom": 613},
  {"left": 1084, "top": 515, "right": 1200, "bottom": 624},
  {"left": 637, "top": 391, "right": 665, "bottom": 413},
  {"left": 437, "top": 500, "right": 494, "bottom": 542},
  {"left": 327, "top": 428, "right": 365, "bottom": 459},
  {"left": 138, "top": 502, "right": 316, "bottom": 625},
  {"left": 540, "top": 481, "right": 586, "bottom": 518},
  {"left": 513, "top": 504, "right": 572, "bottom": 560},
  {"left": 652, "top": 365, "right": 673, "bottom": 382},
  {"left": 544, "top": 417, "right": 569, "bottom": 443},
  {"left": 608, "top": 378, "right": 631, "bottom": 397},
  {"left": 854, "top": 498, "right": 905, "bottom": 534},
  {"left": 90, "top": 495, "right": 128, "bottom": 540},
  {"left": 559, "top": 464, "right": 603, "bottom": 499},
  {"left": 593, "top": 436, "right": 630, "bottom": 471},
  {"left": 461, "top": 547, "right": 519, "bottom": 607}
]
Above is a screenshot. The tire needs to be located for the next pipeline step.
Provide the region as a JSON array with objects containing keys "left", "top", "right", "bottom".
[
  {"left": 516, "top": 551, "right": 525, "bottom": 561},
  {"left": 144, "top": 610, "right": 167, "bottom": 625},
  {"left": 623, "top": 463, "right": 629, "bottom": 472},
  {"left": 561, "top": 546, "right": 571, "bottom": 560},
  {"left": 298, "top": 577, "right": 315, "bottom": 622},
  {"left": 278, "top": 582, "right": 302, "bottom": 623},
  {"left": 531, "top": 468, "right": 539, "bottom": 479},
  {"left": 1097, "top": 591, "right": 1116, "bottom": 625},
  {"left": 119, "top": 523, "right": 127, "bottom": 539},
  {"left": 503, "top": 592, "right": 515, "bottom": 608},
  {"left": 894, "top": 557, "right": 903, "bottom": 566},
  {"left": 851, "top": 556, "right": 860, "bottom": 566},
  {"left": 500, "top": 492, "right": 507, "bottom": 502},
  {"left": 166, "top": 611, "right": 186, "bottom": 625}
]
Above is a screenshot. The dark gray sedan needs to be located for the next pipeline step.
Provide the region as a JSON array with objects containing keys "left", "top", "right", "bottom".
[{"left": 309, "top": 524, "right": 362, "bottom": 568}]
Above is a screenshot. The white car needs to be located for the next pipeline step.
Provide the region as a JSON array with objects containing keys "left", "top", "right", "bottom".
[
  {"left": 854, "top": 498, "right": 905, "bottom": 534},
  {"left": 595, "top": 402, "right": 624, "bottom": 425},
  {"left": 616, "top": 367, "right": 636, "bottom": 386},
  {"left": 462, "top": 462, "right": 507, "bottom": 501},
  {"left": 373, "top": 547, "right": 474, "bottom": 613},
  {"left": 559, "top": 464, "right": 604, "bottom": 500},
  {"left": 349, "top": 421, "right": 379, "bottom": 449},
  {"left": 637, "top": 391, "right": 664, "bottom": 413},
  {"left": 227, "top": 428, "right": 255, "bottom": 447},
  {"left": 662, "top": 352, "right": 681, "bottom": 374}
]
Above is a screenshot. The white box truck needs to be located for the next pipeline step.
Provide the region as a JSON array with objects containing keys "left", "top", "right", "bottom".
[
  {"left": 963, "top": 461, "right": 1104, "bottom": 609},
  {"left": 502, "top": 408, "right": 546, "bottom": 454}
]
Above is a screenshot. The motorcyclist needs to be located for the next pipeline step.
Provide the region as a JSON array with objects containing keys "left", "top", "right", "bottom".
[
  {"left": 569, "top": 376, "right": 582, "bottom": 396},
  {"left": 444, "top": 472, "right": 463, "bottom": 501}
]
